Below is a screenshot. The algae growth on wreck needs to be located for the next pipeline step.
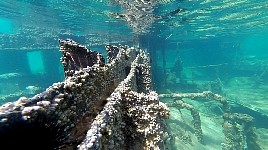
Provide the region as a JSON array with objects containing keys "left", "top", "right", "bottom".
[{"left": 1, "top": 0, "right": 268, "bottom": 150}]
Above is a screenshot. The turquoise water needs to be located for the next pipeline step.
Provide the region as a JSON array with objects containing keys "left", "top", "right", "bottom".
[{"left": 1, "top": 0, "right": 268, "bottom": 149}]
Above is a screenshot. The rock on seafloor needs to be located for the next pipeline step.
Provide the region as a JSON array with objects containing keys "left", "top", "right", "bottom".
[{"left": 0, "top": 39, "right": 169, "bottom": 150}]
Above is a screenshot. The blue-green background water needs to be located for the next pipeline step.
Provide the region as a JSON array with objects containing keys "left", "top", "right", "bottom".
[{"left": 1, "top": 0, "right": 268, "bottom": 149}]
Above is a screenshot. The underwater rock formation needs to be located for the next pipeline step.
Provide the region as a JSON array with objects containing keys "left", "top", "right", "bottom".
[{"left": 0, "top": 39, "right": 168, "bottom": 150}]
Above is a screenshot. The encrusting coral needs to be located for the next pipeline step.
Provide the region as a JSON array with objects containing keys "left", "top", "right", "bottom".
[{"left": 0, "top": 39, "right": 168, "bottom": 150}]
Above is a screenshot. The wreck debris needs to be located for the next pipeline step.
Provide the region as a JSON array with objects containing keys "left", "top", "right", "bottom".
[
  {"left": 159, "top": 91, "right": 231, "bottom": 113},
  {"left": 0, "top": 39, "right": 168, "bottom": 150},
  {"left": 59, "top": 39, "right": 105, "bottom": 77},
  {"left": 167, "top": 99, "right": 203, "bottom": 143},
  {"left": 105, "top": 45, "right": 120, "bottom": 63},
  {"left": 222, "top": 113, "right": 261, "bottom": 150},
  {"left": 0, "top": 38, "right": 262, "bottom": 150},
  {"left": 160, "top": 91, "right": 261, "bottom": 150}
]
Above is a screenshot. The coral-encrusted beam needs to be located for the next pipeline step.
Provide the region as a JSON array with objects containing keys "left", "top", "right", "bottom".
[{"left": 59, "top": 39, "right": 105, "bottom": 77}]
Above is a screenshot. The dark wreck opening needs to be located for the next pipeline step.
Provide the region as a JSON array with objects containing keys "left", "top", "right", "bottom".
[
  {"left": 125, "top": 66, "right": 131, "bottom": 77},
  {"left": 0, "top": 116, "right": 66, "bottom": 150}
]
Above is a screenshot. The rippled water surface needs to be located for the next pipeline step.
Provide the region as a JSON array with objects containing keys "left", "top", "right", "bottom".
[{"left": 1, "top": 0, "right": 267, "bottom": 49}]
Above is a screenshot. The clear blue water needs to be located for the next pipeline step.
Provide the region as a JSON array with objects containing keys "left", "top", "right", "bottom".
[{"left": 1, "top": 0, "right": 268, "bottom": 149}]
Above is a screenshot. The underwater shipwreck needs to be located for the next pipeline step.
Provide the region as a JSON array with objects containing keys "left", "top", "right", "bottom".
[{"left": 0, "top": 39, "right": 262, "bottom": 150}]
